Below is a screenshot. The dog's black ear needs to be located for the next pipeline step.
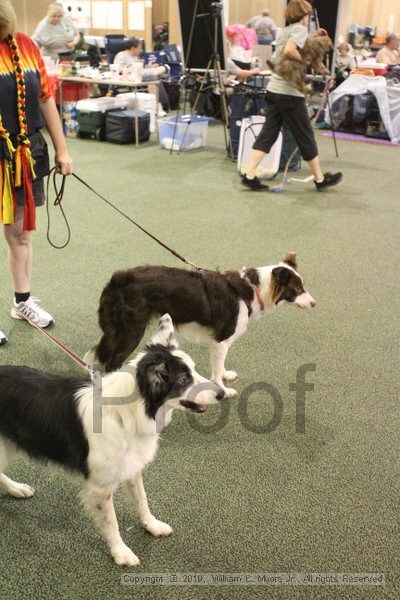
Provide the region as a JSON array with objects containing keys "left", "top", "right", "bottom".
[
  {"left": 136, "top": 357, "right": 171, "bottom": 418},
  {"left": 272, "top": 266, "right": 291, "bottom": 284},
  {"left": 146, "top": 362, "right": 169, "bottom": 397},
  {"left": 242, "top": 267, "right": 260, "bottom": 286},
  {"left": 283, "top": 252, "right": 297, "bottom": 270},
  {"left": 271, "top": 266, "right": 292, "bottom": 303}
]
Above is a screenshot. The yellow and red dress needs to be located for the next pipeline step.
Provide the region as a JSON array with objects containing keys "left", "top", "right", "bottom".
[{"left": 0, "top": 32, "right": 52, "bottom": 230}]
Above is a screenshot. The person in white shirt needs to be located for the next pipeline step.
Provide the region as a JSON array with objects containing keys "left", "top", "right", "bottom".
[
  {"left": 114, "top": 37, "right": 166, "bottom": 77},
  {"left": 114, "top": 37, "right": 167, "bottom": 115},
  {"left": 114, "top": 37, "right": 142, "bottom": 69},
  {"left": 376, "top": 34, "right": 400, "bottom": 66}
]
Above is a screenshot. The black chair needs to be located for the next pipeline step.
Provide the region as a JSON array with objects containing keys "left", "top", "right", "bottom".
[{"left": 104, "top": 34, "right": 128, "bottom": 64}]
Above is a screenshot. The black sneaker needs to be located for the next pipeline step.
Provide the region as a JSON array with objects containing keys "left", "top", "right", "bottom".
[
  {"left": 315, "top": 172, "right": 343, "bottom": 191},
  {"left": 241, "top": 174, "right": 269, "bottom": 191}
]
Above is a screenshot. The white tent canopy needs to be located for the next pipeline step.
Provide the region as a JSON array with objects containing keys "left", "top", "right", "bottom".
[{"left": 326, "top": 74, "right": 400, "bottom": 143}]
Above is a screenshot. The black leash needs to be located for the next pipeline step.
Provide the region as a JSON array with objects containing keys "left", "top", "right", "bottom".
[{"left": 45, "top": 167, "right": 201, "bottom": 270}]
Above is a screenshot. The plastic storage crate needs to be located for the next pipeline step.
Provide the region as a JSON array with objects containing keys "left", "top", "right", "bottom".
[{"left": 159, "top": 115, "right": 209, "bottom": 151}]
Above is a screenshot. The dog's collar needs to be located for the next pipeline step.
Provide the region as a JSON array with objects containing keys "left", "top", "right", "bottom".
[
  {"left": 255, "top": 288, "right": 265, "bottom": 313},
  {"left": 246, "top": 288, "right": 265, "bottom": 315}
]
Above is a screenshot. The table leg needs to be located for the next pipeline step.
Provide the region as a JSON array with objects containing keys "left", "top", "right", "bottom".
[
  {"left": 134, "top": 87, "right": 139, "bottom": 148},
  {"left": 58, "top": 80, "right": 63, "bottom": 122},
  {"left": 155, "top": 83, "right": 160, "bottom": 142}
]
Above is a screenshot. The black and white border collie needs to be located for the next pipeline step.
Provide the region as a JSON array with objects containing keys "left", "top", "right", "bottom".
[
  {"left": 89, "top": 252, "right": 316, "bottom": 397},
  {"left": 0, "top": 315, "right": 223, "bottom": 567}
]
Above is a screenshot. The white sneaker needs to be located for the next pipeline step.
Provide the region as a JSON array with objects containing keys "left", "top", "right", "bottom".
[
  {"left": 0, "top": 329, "right": 8, "bottom": 345},
  {"left": 11, "top": 297, "right": 54, "bottom": 328},
  {"left": 158, "top": 103, "right": 167, "bottom": 117}
]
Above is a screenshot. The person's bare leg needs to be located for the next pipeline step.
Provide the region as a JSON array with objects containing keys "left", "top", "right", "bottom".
[
  {"left": 307, "top": 156, "right": 324, "bottom": 182},
  {"left": 3, "top": 207, "right": 31, "bottom": 294},
  {"left": 246, "top": 149, "right": 268, "bottom": 179}
]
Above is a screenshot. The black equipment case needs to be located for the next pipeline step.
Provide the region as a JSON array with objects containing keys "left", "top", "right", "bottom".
[{"left": 105, "top": 110, "right": 151, "bottom": 144}]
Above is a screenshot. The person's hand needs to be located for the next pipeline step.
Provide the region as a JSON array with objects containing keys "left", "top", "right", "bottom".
[
  {"left": 66, "top": 40, "right": 76, "bottom": 48},
  {"left": 252, "top": 67, "right": 261, "bottom": 75},
  {"left": 55, "top": 149, "right": 73, "bottom": 175},
  {"left": 314, "top": 28, "right": 328, "bottom": 37}
]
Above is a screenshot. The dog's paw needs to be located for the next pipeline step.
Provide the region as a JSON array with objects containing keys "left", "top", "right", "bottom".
[
  {"left": 223, "top": 370, "right": 238, "bottom": 382},
  {"left": 222, "top": 387, "right": 238, "bottom": 398},
  {"left": 145, "top": 518, "right": 173, "bottom": 537},
  {"left": 112, "top": 543, "right": 140, "bottom": 567},
  {"left": 7, "top": 482, "right": 35, "bottom": 499}
]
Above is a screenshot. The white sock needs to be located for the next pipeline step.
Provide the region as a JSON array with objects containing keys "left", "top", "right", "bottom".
[{"left": 315, "top": 176, "right": 324, "bottom": 183}]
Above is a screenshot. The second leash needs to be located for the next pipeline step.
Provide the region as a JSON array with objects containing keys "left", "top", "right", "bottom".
[{"left": 46, "top": 168, "right": 201, "bottom": 271}]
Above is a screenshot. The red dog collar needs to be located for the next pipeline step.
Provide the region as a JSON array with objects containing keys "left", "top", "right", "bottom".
[{"left": 255, "top": 288, "right": 265, "bottom": 313}]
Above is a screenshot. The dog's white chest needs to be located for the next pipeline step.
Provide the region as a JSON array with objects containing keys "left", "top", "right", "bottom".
[
  {"left": 118, "top": 437, "right": 158, "bottom": 482},
  {"left": 88, "top": 432, "right": 159, "bottom": 487},
  {"left": 177, "top": 322, "right": 213, "bottom": 344}
]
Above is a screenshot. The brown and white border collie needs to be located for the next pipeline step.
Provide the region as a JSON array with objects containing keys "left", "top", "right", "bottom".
[{"left": 88, "top": 253, "right": 316, "bottom": 397}]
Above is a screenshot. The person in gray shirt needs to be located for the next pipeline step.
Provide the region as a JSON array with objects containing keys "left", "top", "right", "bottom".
[
  {"left": 32, "top": 3, "right": 79, "bottom": 60},
  {"left": 241, "top": 0, "right": 342, "bottom": 192},
  {"left": 247, "top": 9, "right": 277, "bottom": 45}
]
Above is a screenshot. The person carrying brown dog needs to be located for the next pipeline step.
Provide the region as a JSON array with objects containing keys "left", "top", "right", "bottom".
[{"left": 241, "top": 0, "right": 342, "bottom": 192}]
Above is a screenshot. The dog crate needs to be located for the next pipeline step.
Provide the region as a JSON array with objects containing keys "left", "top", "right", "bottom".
[{"left": 159, "top": 115, "right": 209, "bottom": 151}]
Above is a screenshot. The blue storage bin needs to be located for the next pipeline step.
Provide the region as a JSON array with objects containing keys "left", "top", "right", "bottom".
[{"left": 159, "top": 115, "right": 209, "bottom": 151}]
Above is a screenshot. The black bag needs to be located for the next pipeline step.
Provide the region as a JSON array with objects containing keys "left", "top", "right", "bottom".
[
  {"left": 189, "top": 84, "right": 223, "bottom": 119},
  {"left": 105, "top": 110, "right": 150, "bottom": 144},
  {"left": 228, "top": 92, "right": 267, "bottom": 159},
  {"left": 163, "top": 79, "right": 180, "bottom": 110},
  {"left": 30, "top": 131, "right": 50, "bottom": 179}
]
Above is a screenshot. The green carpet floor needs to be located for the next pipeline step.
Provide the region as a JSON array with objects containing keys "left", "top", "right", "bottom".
[{"left": 0, "top": 126, "right": 399, "bottom": 600}]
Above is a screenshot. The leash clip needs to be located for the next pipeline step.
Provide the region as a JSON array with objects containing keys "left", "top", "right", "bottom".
[{"left": 86, "top": 364, "right": 100, "bottom": 383}]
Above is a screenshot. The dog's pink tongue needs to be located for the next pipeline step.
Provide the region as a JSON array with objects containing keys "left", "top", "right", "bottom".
[{"left": 180, "top": 400, "right": 207, "bottom": 413}]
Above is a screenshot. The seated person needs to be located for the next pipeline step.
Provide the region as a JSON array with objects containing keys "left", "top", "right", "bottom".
[
  {"left": 227, "top": 57, "right": 261, "bottom": 81},
  {"left": 113, "top": 37, "right": 167, "bottom": 113},
  {"left": 376, "top": 34, "right": 400, "bottom": 66},
  {"left": 335, "top": 42, "right": 356, "bottom": 86},
  {"left": 226, "top": 25, "right": 258, "bottom": 71},
  {"left": 114, "top": 36, "right": 166, "bottom": 78},
  {"left": 336, "top": 42, "right": 356, "bottom": 72}
]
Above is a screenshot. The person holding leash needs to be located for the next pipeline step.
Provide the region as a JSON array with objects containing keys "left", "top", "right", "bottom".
[
  {"left": 241, "top": 0, "right": 342, "bottom": 192},
  {"left": 0, "top": 0, "right": 73, "bottom": 345}
]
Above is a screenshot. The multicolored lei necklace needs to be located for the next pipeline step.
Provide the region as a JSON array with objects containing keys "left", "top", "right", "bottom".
[{"left": 0, "top": 33, "right": 37, "bottom": 231}]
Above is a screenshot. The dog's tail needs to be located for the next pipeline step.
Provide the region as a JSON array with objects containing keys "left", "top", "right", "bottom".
[
  {"left": 108, "top": 269, "right": 136, "bottom": 288},
  {"left": 95, "top": 270, "right": 148, "bottom": 372}
]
